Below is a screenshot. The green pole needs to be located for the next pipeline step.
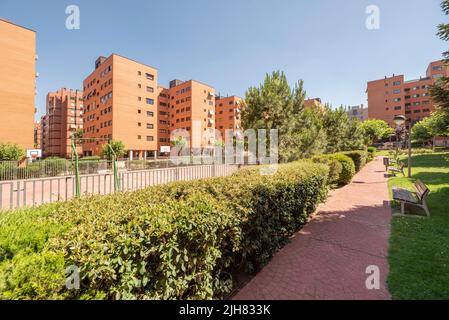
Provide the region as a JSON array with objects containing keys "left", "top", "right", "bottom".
[
  {"left": 108, "top": 142, "right": 120, "bottom": 192},
  {"left": 71, "top": 137, "right": 80, "bottom": 198}
]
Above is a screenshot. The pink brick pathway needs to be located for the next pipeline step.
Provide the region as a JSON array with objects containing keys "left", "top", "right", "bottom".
[{"left": 234, "top": 157, "right": 392, "bottom": 300}]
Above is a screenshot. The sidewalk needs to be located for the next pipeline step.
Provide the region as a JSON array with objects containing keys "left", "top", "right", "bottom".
[{"left": 233, "top": 157, "right": 392, "bottom": 300}]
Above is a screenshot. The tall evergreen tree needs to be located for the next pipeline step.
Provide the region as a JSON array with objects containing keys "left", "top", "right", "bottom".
[{"left": 430, "top": 0, "right": 449, "bottom": 115}]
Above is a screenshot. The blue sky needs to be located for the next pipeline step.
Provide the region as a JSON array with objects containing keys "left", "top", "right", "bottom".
[{"left": 0, "top": 0, "right": 447, "bottom": 119}]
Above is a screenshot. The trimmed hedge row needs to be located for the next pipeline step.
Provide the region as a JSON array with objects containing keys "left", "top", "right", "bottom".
[
  {"left": 340, "top": 151, "right": 368, "bottom": 172},
  {"left": 313, "top": 153, "right": 355, "bottom": 186},
  {"left": 0, "top": 160, "right": 329, "bottom": 300}
]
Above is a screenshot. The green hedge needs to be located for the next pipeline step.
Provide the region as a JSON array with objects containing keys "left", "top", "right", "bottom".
[
  {"left": 322, "top": 154, "right": 355, "bottom": 186},
  {"left": 312, "top": 155, "right": 343, "bottom": 186},
  {"left": 340, "top": 151, "right": 367, "bottom": 172},
  {"left": 0, "top": 161, "right": 329, "bottom": 300}
]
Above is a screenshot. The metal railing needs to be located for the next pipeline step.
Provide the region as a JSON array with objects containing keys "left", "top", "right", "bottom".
[
  {"left": 0, "top": 164, "right": 240, "bottom": 210},
  {"left": 0, "top": 159, "right": 112, "bottom": 181}
]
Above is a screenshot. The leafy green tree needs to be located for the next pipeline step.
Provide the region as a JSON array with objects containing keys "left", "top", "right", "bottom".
[
  {"left": 430, "top": 1, "right": 449, "bottom": 117},
  {"left": 0, "top": 142, "right": 25, "bottom": 161},
  {"left": 101, "top": 140, "right": 125, "bottom": 160},
  {"left": 411, "top": 121, "right": 433, "bottom": 146},
  {"left": 71, "top": 128, "right": 84, "bottom": 144},
  {"left": 360, "top": 120, "right": 393, "bottom": 145}
]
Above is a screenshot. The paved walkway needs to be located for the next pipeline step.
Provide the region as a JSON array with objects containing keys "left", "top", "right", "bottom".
[{"left": 234, "top": 157, "right": 392, "bottom": 300}]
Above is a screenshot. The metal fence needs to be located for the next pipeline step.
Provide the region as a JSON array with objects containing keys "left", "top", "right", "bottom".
[
  {"left": 0, "top": 164, "right": 240, "bottom": 210},
  {"left": 0, "top": 159, "right": 112, "bottom": 181},
  {"left": 0, "top": 157, "right": 226, "bottom": 181}
]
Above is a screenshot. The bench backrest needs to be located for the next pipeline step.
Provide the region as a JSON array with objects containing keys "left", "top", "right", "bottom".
[
  {"left": 383, "top": 157, "right": 390, "bottom": 166},
  {"left": 415, "top": 179, "right": 430, "bottom": 201}
]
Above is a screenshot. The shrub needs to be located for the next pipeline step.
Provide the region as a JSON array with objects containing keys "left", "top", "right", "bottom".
[
  {"left": 312, "top": 155, "right": 343, "bottom": 186},
  {"left": 0, "top": 143, "right": 24, "bottom": 161},
  {"left": 340, "top": 151, "right": 367, "bottom": 172},
  {"left": 367, "top": 147, "right": 377, "bottom": 161},
  {"left": 0, "top": 161, "right": 329, "bottom": 300},
  {"left": 323, "top": 154, "right": 355, "bottom": 185}
]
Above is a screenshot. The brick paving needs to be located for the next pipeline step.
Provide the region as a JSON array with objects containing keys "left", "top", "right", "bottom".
[{"left": 233, "top": 157, "right": 392, "bottom": 300}]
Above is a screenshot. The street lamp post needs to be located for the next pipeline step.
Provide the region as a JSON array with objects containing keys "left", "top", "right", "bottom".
[{"left": 393, "top": 115, "right": 412, "bottom": 178}]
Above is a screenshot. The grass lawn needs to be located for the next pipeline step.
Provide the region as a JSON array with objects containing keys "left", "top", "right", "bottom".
[{"left": 388, "top": 152, "right": 449, "bottom": 300}]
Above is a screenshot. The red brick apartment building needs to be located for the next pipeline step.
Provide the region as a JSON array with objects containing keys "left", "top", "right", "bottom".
[
  {"left": 33, "top": 121, "right": 41, "bottom": 149},
  {"left": 82, "top": 54, "right": 159, "bottom": 159},
  {"left": 215, "top": 95, "right": 243, "bottom": 140},
  {"left": 367, "top": 60, "right": 449, "bottom": 127},
  {"left": 0, "top": 19, "right": 36, "bottom": 151},
  {"left": 41, "top": 88, "right": 83, "bottom": 158},
  {"left": 159, "top": 79, "right": 216, "bottom": 152}
]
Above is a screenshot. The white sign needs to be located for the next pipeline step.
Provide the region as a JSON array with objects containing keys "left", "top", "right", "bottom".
[{"left": 160, "top": 146, "right": 171, "bottom": 153}]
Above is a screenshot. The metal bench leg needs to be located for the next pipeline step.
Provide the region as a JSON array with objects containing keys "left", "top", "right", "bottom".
[{"left": 401, "top": 202, "right": 405, "bottom": 215}]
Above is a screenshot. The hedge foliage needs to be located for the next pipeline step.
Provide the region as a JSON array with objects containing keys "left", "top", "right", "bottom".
[
  {"left": 340, "top": 151, "right": 368, "bottom": 172},
  {"left": 367, "top": 147, "right": 377, "bottom": 161},
  {"left": 313, "top": 153, "right": 355, "bottom": 186},
  {"left": 311, "top": 156, "right": 343, "bottom": 186},
  {"left": 0, "top": 160, "right": 329, "bottom": 300}
]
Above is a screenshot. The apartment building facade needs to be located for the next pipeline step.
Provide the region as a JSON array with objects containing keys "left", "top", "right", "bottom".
[
  {"left": 82, "top": 54, "right": 158, "bottom": 159},
  {"left": 42, "top": 88, "right": 83, "bottom": 158},
  {"left": 304, "top": 98, "right": 325, "bottom": 112},
  {"left": 0, "top": 19, "right": 36, "bottom": 151},
  {"left": 157, "top": 86, "right": 171, "bottom": 153},
  {"left": 166, "top": 79, "right": 216, "bottom": 152},
  {"left": 33, "top": 121, "right": 41, "bottom": 149},
  {"left": 367, "top": 60, "right": 449, "bottom": 127},
  {"left": 348, "top": 104, "right": 368, "bottom": 122},
  {"left": 215, "top": 95, "right": 243, "bottom": 140}
]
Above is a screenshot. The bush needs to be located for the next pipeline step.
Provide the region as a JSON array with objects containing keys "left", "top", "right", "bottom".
[
  {"left": 0, "top": 143, "right": 24, "bottom": 161},
  {"left": 312, "top": 155, "right": 343, "bottom": 186},
  {"left": 367, "top": 147, "right": 377, "bottom": 161},
  {"left": 340, "top": 151, "right": 367, "bottom": 172},
  {"left": 0, "top": 161, "right": 329, "bottom": 300},
  {"left": 322, "top": 154, "right": 355, "bottom": 185}
]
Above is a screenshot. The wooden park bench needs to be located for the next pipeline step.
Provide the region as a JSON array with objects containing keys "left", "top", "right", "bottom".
[
  {"left": 388, "top": 161, "right": 405, "bottom": 176},
  {"left": 392, "top": 179, "right": 431, "bottom": 217}
]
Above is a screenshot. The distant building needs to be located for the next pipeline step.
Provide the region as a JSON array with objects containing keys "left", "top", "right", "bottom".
[
  {"left": 0, "top": 19, "right": 36, "bottom": 151},
  {"left": 348, "top": 104, "right": 368, "bottom": 122},
  {"left": 215, "top": 95, "right": 243, "bottom": 140},
  {"left": 304, "top": 98, "right": 325, "bottom": 112},
  {"left": 33, "top": 121, "right": 41, "bottom": 149},
  {"left": 82, "top": 54, "right": 159, "bottom": 159},
  {"left": 42, "top": 88, "right": 83, "bottom": 158},
  {"left": 367, "top": 60, "right": 449, "bottom": 127}
]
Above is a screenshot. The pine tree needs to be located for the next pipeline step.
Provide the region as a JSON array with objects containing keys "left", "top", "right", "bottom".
[{"left": 430, "top": 0, "right": 449, "bottom": 115}]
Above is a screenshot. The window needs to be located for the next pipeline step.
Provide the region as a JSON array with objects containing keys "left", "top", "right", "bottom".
[
  {"left": 394, "top": 106, "right": 401, "bottom": 110},
  {"left": 137, "top": 135, "right": 142, "bottom": 139},
  {"left": 138, "top": 122, "right": 141, "bottom": 127},
  {"left": 138, "top": 97, "right": 142, "bottom": 101},
  {"left": 394, "top": 98, "right": 401, "bottom": 102},
  {"left": 433, "top": 65, "right": 443, "bottom": 71},
  {"left": 393, "top": 81, "right": 401, "bottom": 86},
  {"left": 146, "top": 136, "right": 154, "bottom": 141},
  {"left": 147, "top": 111, "right": 154, "bottom": 117},
  {"left": 147, "top": 123, "right": 154, "bottom": 129},
  {"left": 146, "top": 73, "right": 154, "bottom": 80},
  {"left": 138, "top": 84, "right": 142, "bottom": 88},
  {"left": 146, "top": 86, "right": 154, "bottom": 93},
  {"left": 146, "top": 98, "right": 154, "bottom": 105},
  {"left": 393, "top": 89, "right": 401, "bottom": 94},
  {"left": 433, "top": 74, "right": 443, "bottom": 79},
  {"left": 138, "top": 71, "right": 142, "bottom": 76},
  {"left": 138, "top": 109, "right": 142, "bottom": 114}
]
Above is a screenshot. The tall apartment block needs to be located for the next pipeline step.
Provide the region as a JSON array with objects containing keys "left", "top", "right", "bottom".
[
  {"left": 0, "top": 19, "right": 36, "bottom": 151},
  {"left": 157, "top": 86, "right": 171, "bottom": 153},
  {"left": 215, "top": 95, "right": 243, "bottom": 139},
  {"left": 367, "top": 60, "right": 449, "bottom": 127},
  {"left": 82, "top": 54, "right": 158, "bottom": 159},
  {"left": 41, "top": 88, "right": 83, "bottom": 158},
  {"left": 165, "top": 79, "right": 216, "bottom": 151}
]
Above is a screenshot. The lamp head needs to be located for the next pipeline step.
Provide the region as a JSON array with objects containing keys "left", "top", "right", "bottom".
[{"left": 393, "top": 115, "right": 406, "bottom": 127}]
